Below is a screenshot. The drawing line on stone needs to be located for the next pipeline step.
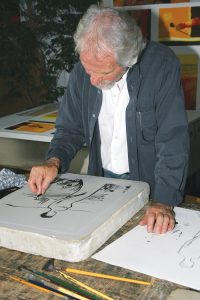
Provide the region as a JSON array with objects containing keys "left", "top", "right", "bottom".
[{"left": 4, "top": 177, "right": 131, "bottom": 218}]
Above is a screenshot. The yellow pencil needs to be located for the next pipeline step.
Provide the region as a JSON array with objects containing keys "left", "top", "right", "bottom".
[
  {"left": 10, "top": 275, "right": 65, "bottom": 298},
  {"left": 60, "top": 271, "right": 114, "bottom": 300},
  {"left": 65, "top": 268, "right": 152, "bottom": 286}
]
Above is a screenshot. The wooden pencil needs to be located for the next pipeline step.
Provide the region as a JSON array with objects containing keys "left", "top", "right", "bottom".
[
  {"left": 65, "top": 268, "right": 152, "bottom": 286},
  {"left": 60, "top": 271, "right": 113, "bottom": 300}
]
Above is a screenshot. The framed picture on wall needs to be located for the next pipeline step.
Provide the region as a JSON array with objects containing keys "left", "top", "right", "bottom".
[{"left": 159, "top": 6, "right": 200, "bottom": 45}]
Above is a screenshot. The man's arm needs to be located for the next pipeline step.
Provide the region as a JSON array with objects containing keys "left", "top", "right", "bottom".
[
  {"left": 28, "top": 63, "right": 86, "bottom": 194},
  {"left": 140, "top": 47, "right": 189, "bottom": 234}
]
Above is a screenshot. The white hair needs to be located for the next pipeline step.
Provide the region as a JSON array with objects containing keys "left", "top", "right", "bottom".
[{"left": 74, "top": 5, "right": 144, "bottom": 67}]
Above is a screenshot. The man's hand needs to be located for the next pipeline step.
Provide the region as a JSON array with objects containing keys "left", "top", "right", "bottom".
[
  {"left": 139, "top": 202, "right": 175, "bottom": 234},
  {"left": 28, "top": 157, "right": 60, "bottom": 195}
]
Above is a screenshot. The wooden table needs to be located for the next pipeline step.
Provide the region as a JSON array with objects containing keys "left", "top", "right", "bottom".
[{"left": 0, "top": 202, "right": 199, "bottom": 300}]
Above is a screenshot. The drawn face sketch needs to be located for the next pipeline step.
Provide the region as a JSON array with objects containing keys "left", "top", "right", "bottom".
[
  {"left": 5, "top": 178, "right": 85, "bottom": 218},
  {"left": 35, "top": 178, "right": 86, "bottom": 218},
  {"left": 45, "top": 178, "right": 84, "bottom": 197}
]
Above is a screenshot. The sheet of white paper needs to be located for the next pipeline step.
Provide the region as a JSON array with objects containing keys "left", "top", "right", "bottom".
[{"left": 93, "top": 207, "right": 200, "bottom": 291}]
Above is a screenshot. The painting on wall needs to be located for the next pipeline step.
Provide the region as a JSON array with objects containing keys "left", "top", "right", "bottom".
[
  {"left": 159, "top": 6, "right": 200, "bottom": 45},
  {"left": 177, "top": 53, "right": 198, "bottom": 109}
]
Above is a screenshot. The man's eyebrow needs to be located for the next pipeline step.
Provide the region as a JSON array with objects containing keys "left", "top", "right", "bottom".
[{"left": 81, "top": 62, "right": 115, "bottom": 75}]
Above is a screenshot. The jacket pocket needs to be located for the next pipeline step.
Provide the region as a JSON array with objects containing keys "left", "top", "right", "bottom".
[{"left": 137, "top": 110, "right": 157, "bottom": 142}]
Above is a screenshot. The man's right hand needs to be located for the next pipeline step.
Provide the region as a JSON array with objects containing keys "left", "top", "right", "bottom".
[{"left": 28, "top": 157, "right": 60, "bottom": 195}]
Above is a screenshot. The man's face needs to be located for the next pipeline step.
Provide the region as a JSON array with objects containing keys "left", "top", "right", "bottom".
[{"left": 80, "top": 52, "right": 126, "bottom": 90}]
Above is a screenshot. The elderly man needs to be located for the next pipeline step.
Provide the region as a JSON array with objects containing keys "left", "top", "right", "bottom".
[{"left": 28, "top": 5, "right": 189, "bottom": 234}]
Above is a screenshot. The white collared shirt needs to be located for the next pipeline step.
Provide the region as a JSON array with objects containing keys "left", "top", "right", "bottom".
[{"left": 98, "top": 70, "right": 130, "bottom": 174}]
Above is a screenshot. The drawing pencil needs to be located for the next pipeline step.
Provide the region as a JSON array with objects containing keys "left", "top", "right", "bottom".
[
  {"left": 10, "top": 275, "right": 68, "bottom": 299},
  {"left": 21, "top": 267, "right": 103, "bottom": 300},
  {"left": 60, "top": 271, "right": 113, "bottom": 300},
  {"left": 65, "top": 268, "right": 152, "bottom": 286}
]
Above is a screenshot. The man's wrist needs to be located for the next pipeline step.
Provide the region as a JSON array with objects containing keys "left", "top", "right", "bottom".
[
  {"left": 45, "top": 157, "right": 60, "bottom": 171},
  {"left": 150, "top": 201, "right": 174, "bottom": 211}
]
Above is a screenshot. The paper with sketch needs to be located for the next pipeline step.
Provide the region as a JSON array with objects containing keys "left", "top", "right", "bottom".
[{"left": 93, "top": 207, "right": 200, "bottom": 291}]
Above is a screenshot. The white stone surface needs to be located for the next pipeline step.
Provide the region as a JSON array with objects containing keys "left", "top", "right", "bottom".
[{"left": 0, "top": 173, "right": 149, "bottom": 262}]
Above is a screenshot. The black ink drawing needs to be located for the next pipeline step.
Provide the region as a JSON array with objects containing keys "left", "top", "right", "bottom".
[
  {"left": 177, "top": 230, "right": 200, "bottom": 268},
  {"left": 170, "top": 224, "right": 183, "bottom": 240},
  {"left": 5, "top": 177, "right": 131, "bottom": 218},
  {"left": 169, "top": 222, "right": 200, "bottom": 268},
  {"left": 144, "top": 222, "right": 200, "bottom": 269}
]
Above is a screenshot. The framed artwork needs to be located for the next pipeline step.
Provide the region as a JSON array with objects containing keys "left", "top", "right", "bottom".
[
  {"left": 159, "top": 6, "right": 200, "bottom": 45},
  {"left": 5, "top": 121, "right": 55, "bottom": 133}
]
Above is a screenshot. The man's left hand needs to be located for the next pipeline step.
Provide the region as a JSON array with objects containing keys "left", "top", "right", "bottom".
[{"left": 139, "top": 202, "right": 175, "bottom": 234}]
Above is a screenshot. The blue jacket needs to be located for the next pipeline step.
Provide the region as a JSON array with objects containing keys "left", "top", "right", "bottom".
[{"left": 47, "top": 41, "right": 189, "bottom": 206}]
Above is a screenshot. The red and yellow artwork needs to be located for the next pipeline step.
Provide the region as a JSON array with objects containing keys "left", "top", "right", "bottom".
[
  {"left": 6, "top": 121, "right": 55, "bottom": 133},
  {"left": 159, "top": 6, "right": 200, "bottom": 44},
  {"left": 177, "top": 54, "right": 198, "bottom": 109}
]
